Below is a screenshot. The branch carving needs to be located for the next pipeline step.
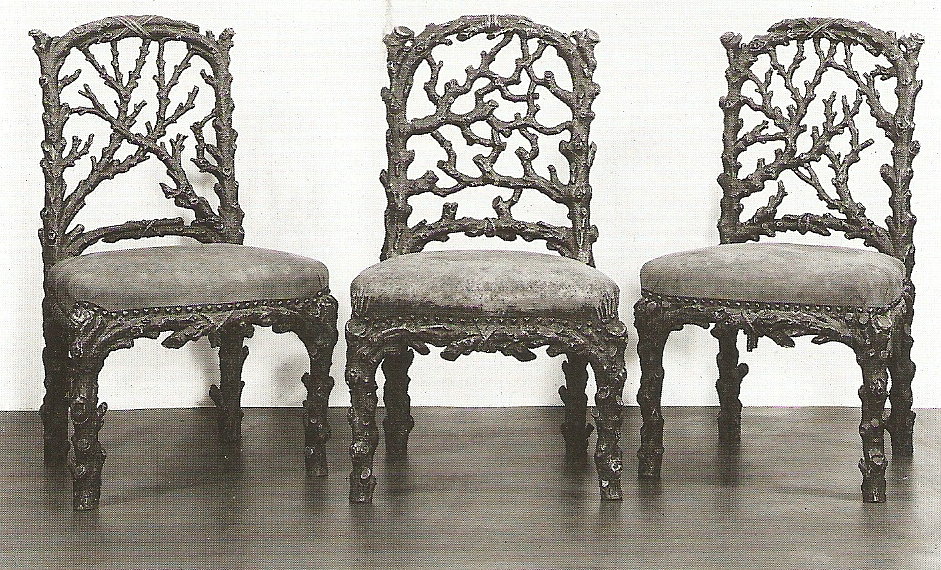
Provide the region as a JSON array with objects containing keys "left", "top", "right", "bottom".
[
  {"left": 717, "top": 18, "right": 921, "bottom": 263},
  {"left": 32, "top": 15, "right": 242, "bottom": 267},
  {"left": 380, "top": 15, "right": 600, "bottom": 263}
]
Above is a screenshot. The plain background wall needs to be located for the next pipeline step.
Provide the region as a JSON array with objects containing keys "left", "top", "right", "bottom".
[{"left": 2, "top": 0, "right": 939, "bottom": 411}]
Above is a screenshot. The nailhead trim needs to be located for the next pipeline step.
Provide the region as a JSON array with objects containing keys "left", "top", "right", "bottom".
[
  {"left": 73, "top": 288, "right": 331, "bottom": 318},
  {"left": 640, "top": 290, "right": 902, "bottom": 316}
]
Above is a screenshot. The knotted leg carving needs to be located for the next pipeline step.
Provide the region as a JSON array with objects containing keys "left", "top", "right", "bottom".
[
  {"left": 560, "top": 354, "right": 593, "bottom": 462},
  {"left": 210, "top": 327, "right": 249, "bottom": 452},
  {"left": 347, "top": 334, "right": 381, "bottom": 504},
  {"left": 382, "top": 348, "right": 415, "bottom": 457},
  {"left": 856, "top": 351, "right": 890, "bottom": 503},
  {"left": 69, "top": 357, "right": 107, "bottom": 510},
  {"left": 41, "top": 300, "right": 71, "bottom": 462},
  {"left": 592, "top": 342, "right": 627, "bottom": 500},
  {"left": 887, "top": 295, "right": 915, "bottom": 456},
  {"left": 635, "top": 308, "right": 670, "bottom": 480},
  {"left": 299, "top": 324, "right": 337, "bottom": 476},
  {"left": 712, "top": 324, "right": 748, "bottom": 442}
]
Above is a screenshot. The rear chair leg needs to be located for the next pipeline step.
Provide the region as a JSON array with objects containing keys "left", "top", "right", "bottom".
[
  {"left": 382, "top": 348, "right": 415, "bottom": 457},
  {"left": 887, "top": 319, "right": 915, "bottom": 457},
  {"left": 41, "top": 320, "right": 71, "bottom": 462},
  {"left": 560, "top": 354, "right": 593, "bottom": 462},
  {"left": 211, "top": 328, "right": 248, "bottom": 453},
  {"left": 712, "top": 325, "right": 748, "bottom": 442}
]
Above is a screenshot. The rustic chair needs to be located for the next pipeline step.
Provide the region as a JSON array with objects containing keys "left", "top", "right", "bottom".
[
  {"left": 634, "top": 18, "right": 922, "bottom": 502},
  {"left": 32, "top": 16, "right": 338, "bottom": 510},
  {"left": 345, "top": 15, "right": 628, "bottom": 503}
]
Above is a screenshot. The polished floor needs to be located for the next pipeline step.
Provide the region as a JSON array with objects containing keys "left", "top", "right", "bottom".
[{"left": 1, "top": 406, "right": 938, "bottom": 568}]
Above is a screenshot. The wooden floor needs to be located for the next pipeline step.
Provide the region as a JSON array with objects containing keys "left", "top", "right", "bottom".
[{"left": 0, "top": 407, "right": 938, "bottom": 569}]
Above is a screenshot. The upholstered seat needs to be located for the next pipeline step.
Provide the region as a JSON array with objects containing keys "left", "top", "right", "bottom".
[
  {"left": 351, "top": 250, "right": 620, "bottom": 319},
  {"left": 49, "top": 244, "right": 329, "bottom": 312},
  {"left": 640, "top": 243, "right": 904, "bottom": 309}
]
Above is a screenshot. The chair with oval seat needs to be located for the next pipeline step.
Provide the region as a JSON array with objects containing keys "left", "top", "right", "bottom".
[
  {"left": 634, "top": 18, "right": 922, "bottom": 502},
  {"left": 32, "top": 15, "right": 338, "bottom": 509},
  {"left": 345, "top": 15, "right": 628, "bottom": 503}
]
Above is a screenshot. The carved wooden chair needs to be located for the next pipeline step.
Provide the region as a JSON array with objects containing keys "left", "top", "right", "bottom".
[
  {"left": 345, "top": 15, "right": 628, "bottom": 503},
  {"left": 32, "top": 16, "right": 338, "bottom": 510},
  {"left": 634, "top": 18, "right": 922, "bottom": 502}
]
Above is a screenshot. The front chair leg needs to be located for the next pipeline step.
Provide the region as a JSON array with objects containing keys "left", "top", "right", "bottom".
[
  {"left": 560, "top": 354, "right": 593, "bottom": 462},
  {"left": 299, "top": 325, "right": 337, "bottom": 476},
  {"left": 382, "top": 348, "right": 415, "bottom": 457},
  {"left": 69, "top": 357, "right": 107, "bottom": 510},
  {"left": 210, "top": 328, "right": 249, "bottom": 452},
  {"left": 856, "top": 351, "right": 890, "bottom": 503},
  {"left": 592, "top": 343, "right": 627, "bottom": 500},
  {"left": 636, "top": 322, "right": 670, "bottom": 480},
  {"left": 712, "top": 324, "right": 748, "bottom": 442},
  {"left": 347, "top": 341, "right": 381, "bottom": 504}
]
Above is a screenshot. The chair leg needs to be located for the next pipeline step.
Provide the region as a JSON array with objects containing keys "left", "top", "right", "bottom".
[
  {"left": 301, "top": 329, "right": 337, "bottom": 476},
  {"left": 887, "top": 319, "right": 915, "bottom": 457},
  {"left": 69, "top": 356, "right": 107, "bottom": 510},
  {"left": 712, "top": 324, "right": 748, "bottom": 443},
  {"left": 592, "top": 344, "right": 627, "bottom": 501},
  {"left": 347, "top": 346, "right": 381, "bottom": 504},
  {"left": 560, "top": 354, "right": 593, "bottom": 462},
  {"left": 382, "top": 348, "right": 415, "bottom": 457},
  {"left": 636, "top": 325, "right": 669, "bottom": 480},
  {"left": 856, "top": 352, "right": 890, "bottom": 503},
  {"left": 210, "top": 328, "right": 248, "bottom": 451},
  {"left": 40, "top": 302, "right": 70, "bottom": 462}
]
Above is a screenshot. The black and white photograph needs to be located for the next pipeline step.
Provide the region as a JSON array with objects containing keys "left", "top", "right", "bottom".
[{"left": 1, "top": 0, "right": 939, "bottom": 567}]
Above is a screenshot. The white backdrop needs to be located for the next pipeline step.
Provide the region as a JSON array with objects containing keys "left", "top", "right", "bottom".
[{"left": 2, "top": 0, "right": 939, "bottom": 411}]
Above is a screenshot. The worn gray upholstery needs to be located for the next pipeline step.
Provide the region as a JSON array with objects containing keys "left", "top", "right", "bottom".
[
  {"left": 49, "top": 244, "right": 329, "bottom": 312},
  {"left": 351, "top": 250, "right": 620, "bottom": 319},
  {"left": 640, "top": 242, "right": 904, "bottom": 308}
]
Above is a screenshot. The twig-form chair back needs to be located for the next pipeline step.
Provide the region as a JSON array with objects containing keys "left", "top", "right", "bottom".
[
  {"left": 380, "top": 14, "right": 601, "bottom": 264},
  {"left": 32, "top": 14, "right": 243, "bottom": 272},
  {"left": 718, "top": 18, "right": 922, "bottom": 278}
]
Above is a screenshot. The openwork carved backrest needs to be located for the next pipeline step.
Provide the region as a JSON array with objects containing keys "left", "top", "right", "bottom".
[
  {"left": 380, "top": 15, "right": 601, "bottom": 264},
  {"left": 718, "top": 18, "right": 922, "bottom": 278},
  {"left": 32, "top": 15, "right": 242, "bottom": 270}
]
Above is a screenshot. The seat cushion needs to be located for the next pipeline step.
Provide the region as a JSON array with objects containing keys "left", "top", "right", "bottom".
[
  {"left": 351, "top": 250, "right": 620, "bottom": 320},
  {"left": 49, "top": 244, "right": 329, "bottom": 312},
  {"left": 640, "top": 243, "right": 904, "bottom": 308}
]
